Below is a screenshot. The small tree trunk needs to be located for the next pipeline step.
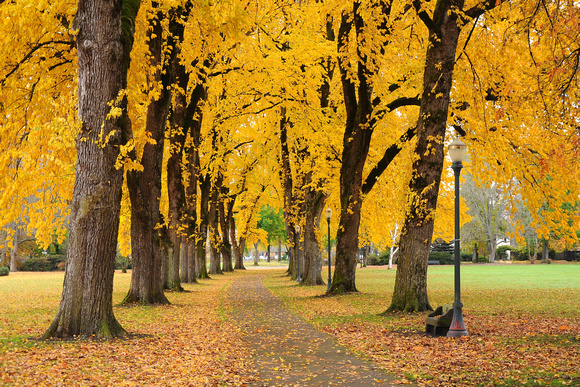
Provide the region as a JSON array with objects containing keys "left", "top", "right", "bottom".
[
  {"left": 208, "top": 183, "right": 223, "bottom": 275},
  {"left": 219, "top": 195, "right": 234, "bottom": 272},
  {"left": 9, "top": 230, "right": 18, "bottom": 272},
  {"left": 542, "top": 239, "right": 549, "bottom": 263},
  {"left": 254, "top": 242, "right": 259, "bottom": 266},
  {"left": 278, "top": 239, "right": 282, "bottom": 262},
  {"left": 196, "top": 175, "right": 211, "bottom": 279},
  {"left": 232, "top": 215, "right": 246, "bottom": 270}
]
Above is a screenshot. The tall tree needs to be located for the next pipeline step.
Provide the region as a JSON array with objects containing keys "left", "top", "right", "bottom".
[
  {"left": 43, "top": 0, "right": 141, "bottom": 338},
  {"left": 389, "top": 0, "right": 502, "bottom": 312},
  {"left": 329, "top": 0, "right": 421, "bottom": 294},
  {"left": 123, "top": 3, "right": 178, "bottom": 305}
]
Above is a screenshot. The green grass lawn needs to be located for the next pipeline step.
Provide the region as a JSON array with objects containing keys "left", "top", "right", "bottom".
[{"left": 264, "top": 263, "right": 580, "bottom": 386}]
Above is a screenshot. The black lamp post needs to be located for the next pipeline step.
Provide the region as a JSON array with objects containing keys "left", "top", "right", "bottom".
[
  {"left": 295, "top": 224, "right": 301, "bottom": 283},
  {"left": 447, "top": 137, "right": 469, "bottom": 338},
  {"left": 325, "top": 208, "right": 332, "bottom": 292}
]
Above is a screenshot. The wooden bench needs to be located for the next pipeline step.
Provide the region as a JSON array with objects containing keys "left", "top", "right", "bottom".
[{"left": 425, "top": 304, "right": 453, "bottom": 336}]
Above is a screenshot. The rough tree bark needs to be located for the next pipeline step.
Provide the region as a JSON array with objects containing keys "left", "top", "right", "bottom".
[{"left": 43, "top": 0, "right": 140, "bottom": 339}]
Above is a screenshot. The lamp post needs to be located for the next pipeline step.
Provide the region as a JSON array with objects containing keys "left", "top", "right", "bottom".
[
  {"left": 325, "top": 208, "right": 332, "bottom": 292},
  {"left": 447, "top": 137, "right": 469, "bottom": 338},
  {"left": 295, "top": 224, "right": 301, "bottom": 283}
]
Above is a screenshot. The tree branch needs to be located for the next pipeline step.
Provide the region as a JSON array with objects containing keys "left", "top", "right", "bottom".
[
  {"left": 362, "top": 125, "right": 416, "bottom": 195},
  {"left": 412, "top": 0, "right": 435, "bottom": 30},
  {"left": 465, "top": 0, "right": 503, "bottom": 19}
]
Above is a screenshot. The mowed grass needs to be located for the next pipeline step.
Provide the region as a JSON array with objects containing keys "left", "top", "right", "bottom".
[
  {"left": 0, "top": 271, "right": 134, "bottom": 343},
  {"left": 265, "top": 263, "right": 580, "bottom": 386},
  {"left": 267, "top": 263, "right": 580, "bottom": 327}
]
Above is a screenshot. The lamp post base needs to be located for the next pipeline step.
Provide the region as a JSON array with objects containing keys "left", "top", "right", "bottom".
[{"left": 447, "top": 303, "right": 468, "bottom": 338}]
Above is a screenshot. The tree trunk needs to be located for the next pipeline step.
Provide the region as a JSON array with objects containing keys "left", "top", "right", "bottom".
[
  {"left": 231, "top": 215, "right": 246, "bottom": 270},
  {"left": 196, "top": 175, "right": 211, "bottom": 278},
  {"left": 123, "top": 8, "right": 170, "bottom": 305},
  {"left": 43, "top": 0, "right": 139, "bottom": 339},
  {"left": 9, "top": 229, "right": 18, "bottom": 272},
  {"left": 278, "top": 239, "right": 282, "bottom": 262},
  {"left": 219, "top": 196, "right": 233, "bottom": 272},
  {"left": 301, "top": 179, "right": 327, "bottom": 286},
  {"left": 542, "top": 239, "right": 549, "bottom": 263},
  {"left": 488, "top": 237, "right": 497, "bottom": 263},
  {"left": 166, "top": 112, "right": 186, "bottom": 291},
  {"left": 328, "top": 8, "right": 378, "bottom": 294},
  {"left": 253, "top": 242, "right": 259, "bottom": 266},
  {"left": 278, "top": 106, "right": 298, "bottom": 278},
  {"left": 388, "top": 224, "right": 400, "bottom": 270},
  {"left": 208, "top": 181, "right": 223, "bottom": 275},
  {"left": 388, "top": 0, "right": 463, "bottom": 313}
]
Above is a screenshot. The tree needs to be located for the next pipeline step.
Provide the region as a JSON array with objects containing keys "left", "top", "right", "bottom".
[
  {"left": 43, "top": 0, "right": 141, "bottom": 339},
  {"left": 462, "top": 173, "right": 509, "bottom": 263},
  {"left": 0, "top": 0, "right": 76, "bottom": 262},
  {"left": 122, "top": 2, "right": 180, "bottom": 305},
  {"left": 257, "top": 205, "right": 286, "bottom": 263},
  {"left": 388, "top": 0, "right": 502, "bottom": 313},
  {"left": 328, "top": 0, "right": 422, "bottom": 294}
]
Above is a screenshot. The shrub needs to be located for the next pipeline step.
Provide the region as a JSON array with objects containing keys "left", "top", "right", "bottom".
[
  {"left": 21, "top": 255, "right": 66, "bottom": 271},
  {"left": 0, "top": 266, "right": 9, "bottom": 276},
  {"left": 366, "top": 252, "right": 391, "bottom": 266},
  {"left": 428, "top": 251, "right": 454, "bottom": 265},
  {"left": 378, "top": 252, "right": 390, "bottom": 265},
  {"left": 367, "top": 254, "right": 379, "bottom": 266}
]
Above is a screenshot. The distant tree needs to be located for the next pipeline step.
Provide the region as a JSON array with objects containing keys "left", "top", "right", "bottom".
[
  {"left": 257, "top": 205, "right": 286, "bottom": 263},
  {"left": 462, "top": 173, "right": 509, "bottom": 263}
]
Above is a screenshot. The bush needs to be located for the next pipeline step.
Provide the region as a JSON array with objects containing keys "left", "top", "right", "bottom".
[
  {"left": 367, "top": 254, "right": 379, "bottom": 266},
  {"left": 428, "top": 251, "right": 454, "bottom": 265},
  {"left": 0, "top": 266, "right": 9, "bottom": 276},
  {"left": 496, "top": 245, "right": 512, "bottom": 260},
  {"left": 378, "top": 252, "right": 390, "bottom": 265},
  {"left": 366, "top": 252, "right": 391, "bottom": 266},
  {"left": 21, "top": 255, "right": 66, "bottom": 271}
]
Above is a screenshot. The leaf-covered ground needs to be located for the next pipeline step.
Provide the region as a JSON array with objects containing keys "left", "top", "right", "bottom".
[
  {"left": 2, "top": 264, "right": 579, "bottom": 386},
  {"left": 266, "top": 264, "right": 580, "bottom": 386},
  {"left": 1, "top": 271, "right": 256, "bottom": 386}
]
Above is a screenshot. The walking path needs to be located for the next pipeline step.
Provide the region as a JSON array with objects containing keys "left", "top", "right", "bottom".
[{"left": 225, "top": 272, "right": 400, "bottom": 386}]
